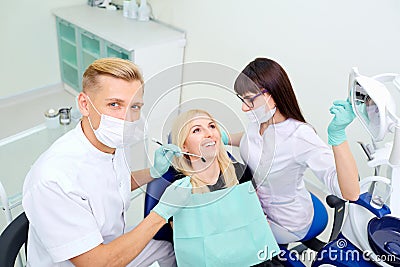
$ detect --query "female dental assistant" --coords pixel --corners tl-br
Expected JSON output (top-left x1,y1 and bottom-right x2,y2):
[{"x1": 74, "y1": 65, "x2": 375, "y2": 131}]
[{"x1": 229, "y1": 58, "x2": 360, "y2": 244}]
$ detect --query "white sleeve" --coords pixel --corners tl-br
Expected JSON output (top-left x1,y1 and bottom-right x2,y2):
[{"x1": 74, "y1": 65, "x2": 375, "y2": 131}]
[
  {"x1": 22, "y1": 179, "x2": 103, "y2": 263},
  {"x1": 293, "y1": 125, "x2": 343, "y2": 198}
]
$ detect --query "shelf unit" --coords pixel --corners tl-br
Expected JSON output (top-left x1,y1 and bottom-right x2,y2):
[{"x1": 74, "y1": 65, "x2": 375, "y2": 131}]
[
  {"x1": 53, "y1": 5, "x2": 186, "y2": 173},
  {"x1": 54, "y1": 5, "x2": 186, "y2": 94}
]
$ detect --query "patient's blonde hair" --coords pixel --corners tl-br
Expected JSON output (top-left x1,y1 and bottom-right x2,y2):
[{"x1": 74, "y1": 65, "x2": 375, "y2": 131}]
[{"x1": 171, "y1": 109, "x2": 238, "y2": 193}]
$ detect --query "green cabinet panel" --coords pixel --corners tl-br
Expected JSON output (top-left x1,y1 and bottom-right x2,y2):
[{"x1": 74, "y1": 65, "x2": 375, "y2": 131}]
[
  {"x1": 106, "y1": 43, "x2": 130, "y2": 60},
  {"x1": 56, "y1": 16, "x2": 136, "y2": 93},
  {"x1": 57, "y1": 17, "x2": 79, "y2": 92},
  {"x1": 81, "y1": 32, "x2": 100, "y2": 55},
  {"x1": 59, "y1": 20, "x2": 76, "y2": 43},
  {"x1": 60, "y1": 39, "x2": 77, "y2": 66},
  {"x1": 80, "y1": 31, "x2": 101, "y2": 73},
  {"x1": 62, "y1": 62, "x2": 79, "y2": 90}
]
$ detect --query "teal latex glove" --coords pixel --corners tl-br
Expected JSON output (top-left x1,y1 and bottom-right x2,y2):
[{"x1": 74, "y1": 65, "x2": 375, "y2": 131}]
[
  {"x1": 220, "y1": 128, "x2": 229, "y2": 145},
  {"x1": 327, "y1": 99, "x2": 356, "y2": 146},
  {"x1": 150, "y1": 144, "x2": 182, "y2": 178},
  {"x1": 152, "y1": 176, "x2": 192, "y2": 222}
]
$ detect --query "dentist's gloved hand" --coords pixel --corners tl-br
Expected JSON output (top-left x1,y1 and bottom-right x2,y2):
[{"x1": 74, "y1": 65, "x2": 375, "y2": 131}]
[
  {"x1": 150, "y1": 144, "x2": 182, "y2": 178},
  {"x1": 152, "y1": 176, "x2": 192, "y2": 222},
  {"x1": 327, "y1": 99, "x2": 356, "y2": 146},
  {"x1": 220, "y1": 128, "x2": 229, "y2": 145}
]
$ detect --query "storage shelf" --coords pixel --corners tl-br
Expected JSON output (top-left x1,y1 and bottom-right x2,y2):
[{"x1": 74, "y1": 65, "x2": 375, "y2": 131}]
[
  {"x1": 60, "y1": 36, "x2": 76, "y2": 47},
  {"x1": 106, "y1": 45, "x2": 130, "y2": 60},
  {"x1": 62, "y1": 59, "x2": 78, "y2": 70},
  {"x1": 62, "y1": 61, "x2": 79, "y2": 89},
  {"x1": 59, "y1": 20, "x2": 76, "y2": 43},
  {"x1": 54, "y1": 6, "x2": 185, "y2": 96},
  {"x1": 81, "y1": 33, "x2": 100, "y2": 55},
  {"x1": 60, "y1": 39, "x2": 77, "y2": 66},
  {"x1": 81, "y1": 48, "x2": 100, "y2": 59}
]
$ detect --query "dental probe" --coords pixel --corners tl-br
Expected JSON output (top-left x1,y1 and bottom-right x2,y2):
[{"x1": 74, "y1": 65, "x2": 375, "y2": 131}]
[{"x1": 151, "y1": 138, "x2": 206, "y2": 162}]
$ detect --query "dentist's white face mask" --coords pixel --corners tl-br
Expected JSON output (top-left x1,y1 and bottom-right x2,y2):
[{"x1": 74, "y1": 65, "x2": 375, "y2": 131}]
[
  {"x1": 246, "y1": 95, "x2": 276, "y2": 124},
  {"x1": 87, "y1": 96, "x2": 144, "y2": 148}
]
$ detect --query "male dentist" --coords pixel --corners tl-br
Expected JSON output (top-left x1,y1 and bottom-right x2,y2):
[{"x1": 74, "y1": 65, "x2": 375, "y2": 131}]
[{"x1": 22, "y1": 58, "x2": 188, "y2": 267}]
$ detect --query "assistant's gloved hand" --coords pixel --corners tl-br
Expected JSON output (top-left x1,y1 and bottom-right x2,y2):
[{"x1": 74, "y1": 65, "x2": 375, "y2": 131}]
[
  {"x1": 327, "y1": 99, "x2": 356, "y2": 146},
  {"x1": 152, "y1": 176, "x2": 192, "y2": 222},
  {"x1": 220, "y1": 128, "x2": 229, "y2": 145},
  {"x1": 150, "y1": 144, "x2": 182, "y2": 178}
]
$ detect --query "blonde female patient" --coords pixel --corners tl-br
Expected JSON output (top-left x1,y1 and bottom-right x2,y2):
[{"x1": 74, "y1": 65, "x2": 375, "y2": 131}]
[
  {"x1": 170, "y1": 109, "x2": 243, "y2": 193},
  {"x1": 162, "y1": 109, "x2": 280, "y2": 267}
]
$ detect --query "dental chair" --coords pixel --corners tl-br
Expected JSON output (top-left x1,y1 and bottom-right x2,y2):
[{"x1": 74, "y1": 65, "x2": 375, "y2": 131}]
[
  {"x1": 0, "y1": 212, "x2": 29, "y2": 267},
  {"x1": 278, "y1": 194, "x2": 346, "y2": 267},
  {"x1": 144, "y1": 164, "x2": 347, "y2": 266},
  {"x1": 144, "y1": 166, "x2": 178, "y2": 242}
]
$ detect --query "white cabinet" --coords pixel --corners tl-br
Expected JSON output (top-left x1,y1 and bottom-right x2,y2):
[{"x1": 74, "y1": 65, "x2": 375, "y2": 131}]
[
  {"x1": 53, "y1": 5, "x2": 185, "y2": 93},
  {"x1": 54, "y1": 5, "x2": 187, "y2": 165},
  {"x1": 53, "y1": 5, "x2": 186, "y2": 164},
  {"x1": 53, "y1": 5, "x2": 186, "y2": 163}
]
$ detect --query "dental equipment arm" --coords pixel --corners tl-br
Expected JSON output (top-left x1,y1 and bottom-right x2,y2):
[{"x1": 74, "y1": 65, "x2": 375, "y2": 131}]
[
  {"x1": 388, "y1": 115, "x2": 400, "y2": 166},
  {"x1": 387, "y1": 75, "x2": 400, "y2": 165},
  {"x1": 349, "y1": 69, "x2": 400, "y2": 216}
]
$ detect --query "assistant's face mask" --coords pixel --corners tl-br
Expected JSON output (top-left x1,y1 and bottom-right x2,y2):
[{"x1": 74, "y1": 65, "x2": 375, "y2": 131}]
[
  {"x1": 245, "y1": 95, "x2": 276, "y2": 124},
  {"x1": 87, "y1": 96, "x2": 144, "y2": 148}
]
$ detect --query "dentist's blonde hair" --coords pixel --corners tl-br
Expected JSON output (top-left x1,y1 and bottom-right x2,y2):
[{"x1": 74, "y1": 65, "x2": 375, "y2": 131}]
[
  {"x1": 171, "y1": 109, "x2": 238, "y2": 193},
  {"x1": 82, "y1": 58, "x2": 144, "y2": 94}
]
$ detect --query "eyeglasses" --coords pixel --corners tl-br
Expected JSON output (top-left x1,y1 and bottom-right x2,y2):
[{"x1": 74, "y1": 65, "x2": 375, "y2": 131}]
[{"x1": 236, "y1": 89, "x2": 269, "y2": 108}]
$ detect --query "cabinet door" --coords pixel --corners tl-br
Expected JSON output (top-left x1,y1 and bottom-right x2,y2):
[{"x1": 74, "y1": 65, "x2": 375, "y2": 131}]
[
  {"x1": 105, "y1": 42, "x2": 132, "y2": 60},
  {"x1": 79, "y1": 30, "x2": 101, "y2": 74},
  {"x1": 57, "y1": 18, "x2": 79, "y2": 92}
]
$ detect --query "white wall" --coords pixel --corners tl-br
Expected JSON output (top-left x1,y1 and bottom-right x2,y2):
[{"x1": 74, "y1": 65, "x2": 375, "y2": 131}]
[
  {"x1": 149, "y1": 0, "x2": 400, "y2": 179},
  {"x1": 1, "y1": 0, "x2": 399, "y2": 177},
  {"x1": 0, "y1": 0, "x2": 85, "y2": 98}
]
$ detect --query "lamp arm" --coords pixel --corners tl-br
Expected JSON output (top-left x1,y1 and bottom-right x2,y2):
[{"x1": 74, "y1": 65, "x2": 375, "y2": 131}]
[
  {"x1": 372, "y1": 73, "x2": 399, "y2": 83},
  {"x1": 389, "y1": 122, "x2": 400, "y2": 166},
  {"x1": 372, "y1": 73, "x2": 400, "y2": 94},
  {"x1": 395, "y1": 75, "x2": 400, "y2": 93},
  {"x1": 386, "y1": 105, "x2": 400, "y2": 166}
]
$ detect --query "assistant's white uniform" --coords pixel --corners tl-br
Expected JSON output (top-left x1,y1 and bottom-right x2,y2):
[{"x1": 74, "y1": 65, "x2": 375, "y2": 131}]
[
  {"x1": 22, "y1": 123, "x2": 176, "y2": 266},
  {"x1": 240, "y1": 118, "x2": 343, "y2": 244}
]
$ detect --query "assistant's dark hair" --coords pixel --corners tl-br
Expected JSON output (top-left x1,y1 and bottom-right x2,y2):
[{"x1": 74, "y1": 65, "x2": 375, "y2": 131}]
[{"x1": 234, "y1": 58, "x2": 306, "y2": 123}]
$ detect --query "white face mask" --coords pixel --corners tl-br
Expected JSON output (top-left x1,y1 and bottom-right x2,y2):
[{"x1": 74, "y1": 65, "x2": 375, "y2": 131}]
[
  {"x1": 87, "y1": 97, "x2": 144, "y2": 148},
  {"x1": 245, "y1": 96, "x2": 276, "y2": 124}
]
